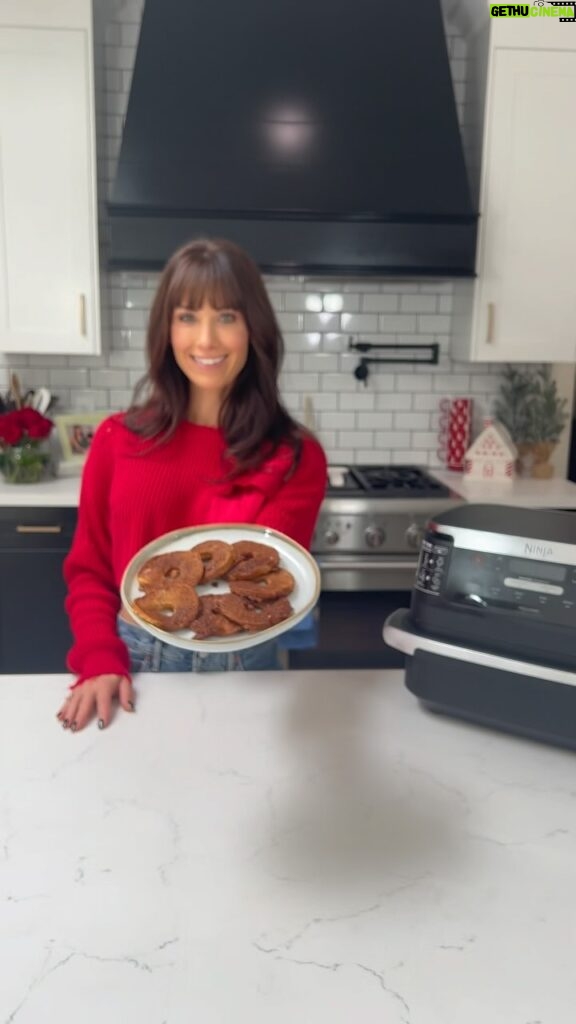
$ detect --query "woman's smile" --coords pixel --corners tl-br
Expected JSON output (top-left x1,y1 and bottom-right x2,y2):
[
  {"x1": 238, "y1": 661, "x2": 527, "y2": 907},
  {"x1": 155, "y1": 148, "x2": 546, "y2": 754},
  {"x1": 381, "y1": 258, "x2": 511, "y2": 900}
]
[{"x1": 192, "y1": 354, "x2": 227, "y2": 367}]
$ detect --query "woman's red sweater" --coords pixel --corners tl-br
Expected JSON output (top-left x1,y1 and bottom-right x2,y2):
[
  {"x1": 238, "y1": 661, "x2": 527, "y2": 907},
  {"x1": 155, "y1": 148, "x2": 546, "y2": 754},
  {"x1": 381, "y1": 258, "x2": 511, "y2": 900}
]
[{"x1": 63, "y1": 415, "x2": 327, "y2": 685}]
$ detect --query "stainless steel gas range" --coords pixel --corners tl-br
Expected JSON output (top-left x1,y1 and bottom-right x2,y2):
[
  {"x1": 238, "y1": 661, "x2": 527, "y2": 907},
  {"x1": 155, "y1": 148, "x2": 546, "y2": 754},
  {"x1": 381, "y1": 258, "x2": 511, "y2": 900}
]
[
  {"x1": 292, "y1": 465, "x2": 461, "y2": 670},
  {"x1": 311, "y1": 465, "x2": 460, "y2": 591}
]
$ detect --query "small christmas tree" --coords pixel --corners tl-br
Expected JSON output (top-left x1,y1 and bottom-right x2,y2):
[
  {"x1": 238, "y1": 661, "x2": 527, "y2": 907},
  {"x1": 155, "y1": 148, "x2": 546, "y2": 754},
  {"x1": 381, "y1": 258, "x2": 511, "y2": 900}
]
[{"x1": 493, "y1": 365, "x2": 568, "y2": 445}]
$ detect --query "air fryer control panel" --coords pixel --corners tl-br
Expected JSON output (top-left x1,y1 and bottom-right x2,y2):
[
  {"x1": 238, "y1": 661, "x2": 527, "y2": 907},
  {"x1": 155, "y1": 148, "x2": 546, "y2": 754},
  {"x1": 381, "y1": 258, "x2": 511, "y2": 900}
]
[
  {"x1": 416, "y1": 537, "x2": 576, "y2": 627},
  {"x1": 416, "y1": 538, "x2": 452, "y2": 595}
]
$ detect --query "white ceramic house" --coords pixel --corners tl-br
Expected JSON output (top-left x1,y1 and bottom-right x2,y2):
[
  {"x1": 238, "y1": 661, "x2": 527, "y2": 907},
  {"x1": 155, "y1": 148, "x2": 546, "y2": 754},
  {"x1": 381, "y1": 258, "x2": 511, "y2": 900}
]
[{"x1": 463, "y1": 420, "x2": 517, "y2": 481}]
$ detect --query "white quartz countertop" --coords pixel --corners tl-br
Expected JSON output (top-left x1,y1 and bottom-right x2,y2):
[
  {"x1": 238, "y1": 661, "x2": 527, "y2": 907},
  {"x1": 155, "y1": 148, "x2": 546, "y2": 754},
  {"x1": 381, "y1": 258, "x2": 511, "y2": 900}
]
[
  {"x1": 433, "y1": 469, "x2": 576, "y2": 508},
  {"x1": 0, "y1": 470, "x2": 81, "y2": 506},
  {"x1": 2, "y1": 669, "x2": 576, "y2": 1023},
  {"x1": 2, "y1": 467, "x2": 576, "y2": 509}
]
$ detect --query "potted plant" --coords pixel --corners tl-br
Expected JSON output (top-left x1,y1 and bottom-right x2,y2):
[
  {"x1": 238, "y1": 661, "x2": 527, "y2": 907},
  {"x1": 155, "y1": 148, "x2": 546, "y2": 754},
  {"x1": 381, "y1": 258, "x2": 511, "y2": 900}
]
[{"x1": 493, "y1": 365, "x2": 569, "y2": 478}]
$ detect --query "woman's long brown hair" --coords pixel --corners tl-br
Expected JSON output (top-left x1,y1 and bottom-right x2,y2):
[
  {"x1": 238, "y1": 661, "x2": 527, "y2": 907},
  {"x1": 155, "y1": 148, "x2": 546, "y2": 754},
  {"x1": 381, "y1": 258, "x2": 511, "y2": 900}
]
[{"x1": 124, "y1": 238, "x2": 305, "y2": 475}]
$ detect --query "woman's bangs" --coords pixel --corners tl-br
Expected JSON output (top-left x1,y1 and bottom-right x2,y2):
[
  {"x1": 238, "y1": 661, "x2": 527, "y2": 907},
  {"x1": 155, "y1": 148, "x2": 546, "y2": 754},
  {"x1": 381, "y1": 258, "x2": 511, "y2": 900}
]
[{"x1": 170, "y1": 253, "x2": 245, "y2": 312}]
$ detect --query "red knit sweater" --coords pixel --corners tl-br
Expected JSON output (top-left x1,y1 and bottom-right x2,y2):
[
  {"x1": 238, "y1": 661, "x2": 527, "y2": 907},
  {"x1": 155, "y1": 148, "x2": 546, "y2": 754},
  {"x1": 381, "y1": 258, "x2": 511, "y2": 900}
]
[{"x1": 64, "y1": 414, "x2": 327, "y2": 685}]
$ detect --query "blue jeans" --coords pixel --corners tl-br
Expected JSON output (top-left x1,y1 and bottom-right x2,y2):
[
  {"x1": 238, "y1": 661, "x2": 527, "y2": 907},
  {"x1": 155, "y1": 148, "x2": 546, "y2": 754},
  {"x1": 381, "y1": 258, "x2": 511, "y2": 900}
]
[{"x1": 117, "y1": 617, "x2": 282, "y2": 673}]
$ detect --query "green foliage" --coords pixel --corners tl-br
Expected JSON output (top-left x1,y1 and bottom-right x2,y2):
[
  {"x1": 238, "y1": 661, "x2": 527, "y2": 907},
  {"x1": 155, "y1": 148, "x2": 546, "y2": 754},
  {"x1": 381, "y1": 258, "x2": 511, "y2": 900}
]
[{"x1": 493, "y1": 365, "x2": 569, "y2": 444}]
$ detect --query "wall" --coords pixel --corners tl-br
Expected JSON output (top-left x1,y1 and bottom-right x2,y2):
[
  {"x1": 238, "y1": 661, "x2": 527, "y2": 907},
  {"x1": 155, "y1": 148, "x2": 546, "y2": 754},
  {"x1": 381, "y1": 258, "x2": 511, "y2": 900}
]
[{"x1": 0, "y1": 0, "x2": 548, "y2": 469}]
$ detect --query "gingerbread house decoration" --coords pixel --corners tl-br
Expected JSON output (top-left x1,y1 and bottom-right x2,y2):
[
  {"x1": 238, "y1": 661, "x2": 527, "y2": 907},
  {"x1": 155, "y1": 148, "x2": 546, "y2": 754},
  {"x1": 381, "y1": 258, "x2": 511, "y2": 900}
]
[{"x1": 463, "y1": 419, "x2": 517, "y2": 481}]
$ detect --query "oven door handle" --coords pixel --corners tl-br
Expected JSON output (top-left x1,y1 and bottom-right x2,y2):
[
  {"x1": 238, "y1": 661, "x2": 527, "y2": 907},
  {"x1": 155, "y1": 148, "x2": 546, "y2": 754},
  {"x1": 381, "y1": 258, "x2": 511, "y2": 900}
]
[{"x1": 315, "y1": 558, "x2": 418, "y2": 572}]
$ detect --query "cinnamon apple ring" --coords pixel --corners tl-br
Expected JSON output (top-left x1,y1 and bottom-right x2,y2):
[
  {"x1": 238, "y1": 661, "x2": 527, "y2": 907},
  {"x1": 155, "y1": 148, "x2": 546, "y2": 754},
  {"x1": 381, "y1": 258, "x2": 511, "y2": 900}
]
[
  {"x1": 191, "y1": 595, "x2": 244, "y2": 639},
  {"x1": 132, "y1": 584, "x2": 200, "y2": 632},
  {"x1": 189, "y1": 540, "x2": 236, "y2": 582},
  {"x1": 228, "y1": 568, "x2": 295, "y2": 602},
  {"x1": 218, "y1": 594, "x2": 293, "y2": 631},
  {"x1": 226, "y1": 540, "x2": 280, "y2": 581},
  {"x1": 137, "y1": 550, "x2": 204, "y2": 591}
]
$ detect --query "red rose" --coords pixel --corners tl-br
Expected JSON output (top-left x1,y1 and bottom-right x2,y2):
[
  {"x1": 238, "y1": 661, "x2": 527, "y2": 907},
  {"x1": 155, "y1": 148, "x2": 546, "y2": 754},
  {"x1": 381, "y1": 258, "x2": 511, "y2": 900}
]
[
  {"x1": 0, "y1": 417, "x2": 23, "y2": 445},
  {"x1": 19, "y1": 408, "x2": 53, "y2": 440},
  {"x1": 0, "y1": 407, "x2": 53, "y2": 445}
]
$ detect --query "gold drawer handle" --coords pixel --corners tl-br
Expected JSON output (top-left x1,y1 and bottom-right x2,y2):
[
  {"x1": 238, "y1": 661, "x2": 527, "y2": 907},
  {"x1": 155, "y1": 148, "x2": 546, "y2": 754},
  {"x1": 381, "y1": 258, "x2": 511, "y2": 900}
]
[
  {"x1": 16, "y1": 525, "x2": 62, "y2": 534},
  {"x1": 80, "y1": 293, "x2": 87, "y2": 336},
  {"x1": 486, "y1": 302, "x2": 495, "y2": 344}
]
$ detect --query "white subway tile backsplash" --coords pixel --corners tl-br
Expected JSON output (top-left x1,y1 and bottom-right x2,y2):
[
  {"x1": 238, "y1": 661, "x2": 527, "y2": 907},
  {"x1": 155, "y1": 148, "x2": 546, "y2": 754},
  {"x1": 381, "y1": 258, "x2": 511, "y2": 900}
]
[
  {"x1": 90, "y1": 369, "x2": 130, "y2": 389},
  {"x1": 0, "y1": 3, "x2": 510, "y2": 471},
  {"x1": 339, "y1": 393, "x2": 376, "y2": 412},
  {"x1": 301, "y1": 354, "x2": 340, "y2": 373},
  {"x1": 375, "y1": 393, "x2": 412, "y2": 410},
  {"x1": 280, "y1": 373, "x2": 320, "y2": 392},
  {"x1": 399, "y1": 294, "x2": 438, "y2": 313},
  {"x1": 68, "y1": 389, "x2": 109, "y2": 411},
  {"x1": 378, "y1": 314, "x2": 418, "y2": 333},
  {"x1": 338, "y1": 431, "x2": 374, "y2": 448},
  {"x1": 48, "y1": 369, "x2": 89, "y2": 388},
  {"x1": 277, "y1": 312, "x2": 304, "y2": 331},
  {"x1": 418, "y1": 315, "x2": 452, "y2": 334},
  {"x1": 361, "y1": 294, "x2": 399, "y2": 313},
  {"x1": 414, "y1": 394, "x2": 445, "y2": 411},
  {"x1": 109, "y1": 389, "x2": 134, "y2": 408},
  {"x1": 340, "y1": 313, "x2": 379, "y2": 333},
  {"x1": 356, "y1": 449, "x2": 391, "y2": 463},
  {"x1": 279, "y1": 349, "x2": 299, "y2": 369},
  {"x1": 108, "y1": 350, "x2": 147, "y2": 369},
  {"x1": 412, "y1": 431, "x2": 439, "y2": 448},
  {"x1": 392, "y1": 449, "x2": 429, "y2": 464},
  {"x1": 470, "y1": 374, "x2": 498, "y2": 392},
  {"x1": 397, "y1": 375, "x2": 434, "y2": 392},
  {"x1": 433, "y1": 375, "x2": 470, "y2": 392},
  {"x1": 374, "y1": 431, "x2": 411, "y2": 448},
  {"x1": 357, "y1": 412, "x2": 394, "y2": 430},
  {"x1": 320, "y1": 412, "x2": 355, "y2": 430},
  {"x1": 394, "y1": 413, "x2": 431, "y2": 430},
  {"x1": 305, "y1": 393, "x2": 337, "y2": 411},
  {"x1": 320, "y1": 374, "x2": 356, "y2": 392},
  {"x1": 303, "y1": 312, "x2": 340, "y2": 332}
]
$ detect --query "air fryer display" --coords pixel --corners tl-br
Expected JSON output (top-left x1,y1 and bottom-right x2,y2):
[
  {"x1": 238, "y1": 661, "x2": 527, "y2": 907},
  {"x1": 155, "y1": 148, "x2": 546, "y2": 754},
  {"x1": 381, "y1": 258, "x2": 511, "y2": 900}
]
[{"x1": 441, "y1": 550, "x2": 575, "y2": 626}]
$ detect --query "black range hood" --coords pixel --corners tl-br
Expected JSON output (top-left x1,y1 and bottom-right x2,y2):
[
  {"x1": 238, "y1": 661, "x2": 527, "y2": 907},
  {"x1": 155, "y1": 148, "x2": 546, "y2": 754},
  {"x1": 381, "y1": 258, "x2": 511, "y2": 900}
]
[{"x1": 109, "y1": 0, "x2": 478, "y2": 277}]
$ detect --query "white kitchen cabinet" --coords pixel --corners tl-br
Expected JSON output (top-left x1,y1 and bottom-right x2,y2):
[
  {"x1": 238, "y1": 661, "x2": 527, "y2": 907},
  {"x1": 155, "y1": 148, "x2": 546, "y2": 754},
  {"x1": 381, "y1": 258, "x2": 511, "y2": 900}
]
[
  {"x1": 452, "y1": 43, "x2": 576, "y2": 363},
  {"x1": 0, "y1": 0, "x2": 100, "y2": 355}
]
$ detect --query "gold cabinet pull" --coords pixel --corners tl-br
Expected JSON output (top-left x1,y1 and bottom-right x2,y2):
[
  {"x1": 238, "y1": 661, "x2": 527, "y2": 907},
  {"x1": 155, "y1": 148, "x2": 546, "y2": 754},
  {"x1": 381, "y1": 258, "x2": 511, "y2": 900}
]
[
  {"x1": 16, "y1": 525, "x2": 62, "y2": 534},
  {"x1": 79, "y1": 294, "x2": 87, "y2": 336},
  {"x1": 486, "y1": 302, "x2": 495, "y2": 344}
]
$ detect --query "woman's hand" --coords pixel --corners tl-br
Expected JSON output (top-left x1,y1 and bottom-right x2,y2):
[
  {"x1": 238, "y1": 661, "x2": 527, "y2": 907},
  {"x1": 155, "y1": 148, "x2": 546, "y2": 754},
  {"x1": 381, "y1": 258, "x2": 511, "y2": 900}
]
[{"x1": 56, "y1": 675, "x2": 135, "y2": 732}]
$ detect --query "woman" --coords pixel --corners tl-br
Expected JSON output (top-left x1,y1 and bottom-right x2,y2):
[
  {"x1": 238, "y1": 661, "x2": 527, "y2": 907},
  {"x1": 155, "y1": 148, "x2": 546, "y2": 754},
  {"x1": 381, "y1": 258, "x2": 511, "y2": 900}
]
[{"x1": 58, "y1": 238, "x2": 327, "y2": 732}]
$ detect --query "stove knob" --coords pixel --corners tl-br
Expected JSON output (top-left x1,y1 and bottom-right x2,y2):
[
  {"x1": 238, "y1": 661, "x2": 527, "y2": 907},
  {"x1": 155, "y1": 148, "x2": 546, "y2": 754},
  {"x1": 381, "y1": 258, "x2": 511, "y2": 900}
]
[
  {"x1": 364, "y1": 525, "x2": 385, "y2": 548},
  {"x1": 405, "y1": 523, "x2": 424, "y2": 550},
  {"x1": 324, "y1": 528, "x2": 340, "y2": 546}
]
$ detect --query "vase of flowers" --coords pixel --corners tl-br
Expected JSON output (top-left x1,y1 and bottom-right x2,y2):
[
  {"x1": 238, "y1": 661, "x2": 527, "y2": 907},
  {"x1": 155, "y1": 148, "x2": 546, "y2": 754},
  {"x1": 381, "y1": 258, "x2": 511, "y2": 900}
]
[{"x1": 0, "y1": 408, "x2": 55, "y2": 484}]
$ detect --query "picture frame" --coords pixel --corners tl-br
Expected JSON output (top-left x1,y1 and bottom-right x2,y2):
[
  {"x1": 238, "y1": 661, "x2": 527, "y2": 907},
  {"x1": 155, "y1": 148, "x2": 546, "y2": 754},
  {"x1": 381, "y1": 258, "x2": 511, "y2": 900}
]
[{"x1": 55, "y1": 412, "x2": 107, "y2": 465}]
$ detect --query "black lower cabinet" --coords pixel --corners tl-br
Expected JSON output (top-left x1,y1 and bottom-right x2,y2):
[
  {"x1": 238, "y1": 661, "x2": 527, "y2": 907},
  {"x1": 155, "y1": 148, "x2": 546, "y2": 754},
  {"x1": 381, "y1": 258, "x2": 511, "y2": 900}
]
[
  {"x1": 0, "y1": 507, "x2": 77, "y2": 673},
  {"x1": 288, "y1": 589, "x2": 411, "y2": 670}
]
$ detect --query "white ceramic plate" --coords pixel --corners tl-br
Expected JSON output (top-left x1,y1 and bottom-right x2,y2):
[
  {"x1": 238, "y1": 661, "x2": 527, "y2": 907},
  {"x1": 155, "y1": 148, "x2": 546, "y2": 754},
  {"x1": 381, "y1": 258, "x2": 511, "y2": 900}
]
[{"x1": 120, "y1": 523, "x2": 321, "y2": 654}]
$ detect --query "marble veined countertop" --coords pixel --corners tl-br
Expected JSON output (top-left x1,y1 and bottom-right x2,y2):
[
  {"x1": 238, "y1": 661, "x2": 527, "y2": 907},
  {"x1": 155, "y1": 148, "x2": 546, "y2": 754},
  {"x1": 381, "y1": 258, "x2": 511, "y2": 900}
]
[
  {"x1": 433, "y1": 469, "x2": 576, "y2": 508},
  {"x1": 2, "y1": 467, "x2": 576, "y2": 508},
  {"x1": 2, "y1": 669, "x2": 576, "y2": 1023}
]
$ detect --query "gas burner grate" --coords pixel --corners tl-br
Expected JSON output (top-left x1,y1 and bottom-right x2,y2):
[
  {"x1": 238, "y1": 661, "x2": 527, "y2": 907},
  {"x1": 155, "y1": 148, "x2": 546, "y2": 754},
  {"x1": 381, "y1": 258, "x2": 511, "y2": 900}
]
[{"x1": 350, "y1": 465, "x2": 450, "y2": 498}]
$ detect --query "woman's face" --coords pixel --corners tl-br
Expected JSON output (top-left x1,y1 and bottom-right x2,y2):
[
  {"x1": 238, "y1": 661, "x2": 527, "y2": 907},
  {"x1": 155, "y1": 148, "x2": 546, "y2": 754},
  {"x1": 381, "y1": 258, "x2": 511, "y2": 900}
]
[{"x1": 170, "y1": 301, "x2": 250, "y2": 398}]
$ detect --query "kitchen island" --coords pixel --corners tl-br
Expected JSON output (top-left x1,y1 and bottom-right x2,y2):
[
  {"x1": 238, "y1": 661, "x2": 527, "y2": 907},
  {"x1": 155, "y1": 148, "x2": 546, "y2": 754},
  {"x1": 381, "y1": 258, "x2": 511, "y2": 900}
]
[{"x1": 2, "y1": 669, "x2": 576, "y2": 1023}]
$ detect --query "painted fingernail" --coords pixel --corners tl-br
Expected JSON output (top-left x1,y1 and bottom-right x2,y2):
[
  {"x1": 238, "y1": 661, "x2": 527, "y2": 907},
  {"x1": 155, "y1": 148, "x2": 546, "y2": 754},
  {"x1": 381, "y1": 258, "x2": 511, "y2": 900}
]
[
  {"x1": 71, "y1": 722, "x2": 77, "y2": 732},
  {"x1": 63, "y1": 719, "x2": 69, "y2": 729},
  {"x1": 128, "y1": 701, "x2": 135, "y2": 712},
  {"x1": 98, "y1": 719, "x2": 105, "y2": 730}
]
